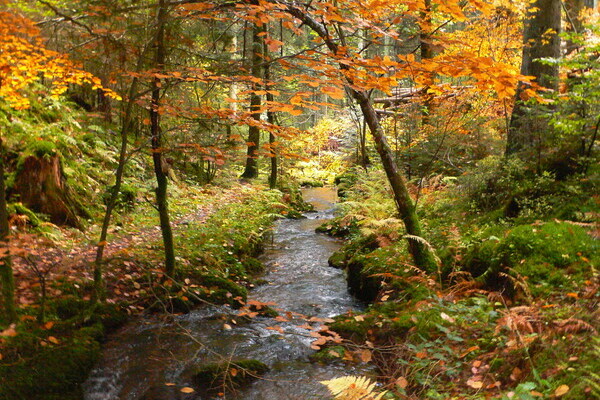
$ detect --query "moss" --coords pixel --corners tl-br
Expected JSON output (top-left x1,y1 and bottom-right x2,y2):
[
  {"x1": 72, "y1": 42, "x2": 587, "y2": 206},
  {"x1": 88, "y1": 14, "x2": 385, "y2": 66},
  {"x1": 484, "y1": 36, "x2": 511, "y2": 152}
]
[
  {"x1": 329, "y1": 315, "x2": 371, "y2": 342},
  {"x1": 299, "y1": 179, "x2": 325, "y2": 188},
  {"x1": 102, "y1": 183, "x2": 138, "y2": 210},
  {"x1": 8, "y1": 202, "x2": 43, "y2": 227},
  {"x1": 53, "y1": 296, "x2": 86, "y2": 320},
  {"x1": 309, "y1": 345, "x2": 346, "y2": 363},
  {"x1": 0, "y1": 332, "x2": 101, "y2": 400},
  {"x1": 27, "y1": 140, "x2": 58, "y2": 159},
  {"x1": 242, "y1": 257, "x2": 266, "y2": 275},
  {"x1": 192, "y1": 359, "x2": 269, "y2": 394},
  {"x1": 89, "y1": 302, "x2": 128, "y2": 331},
  {"x1": 335, "y1": 169, "x2": 360, "y2": 199},
  {"x1": 347, "y1": 254, "x2": 383, "y2": 302},
  {"x1": 317, "y1": 217, "x2": 358, "y2": 238},
  {"x1": 328, "y1": 250, "x2": 347, "y2": 269},
  {"x1": 468, "y1": 222, "x2": 598, "y2": 295},
  {"x1": 174, "y1": 272, "x2": 248, "y2": 309}
]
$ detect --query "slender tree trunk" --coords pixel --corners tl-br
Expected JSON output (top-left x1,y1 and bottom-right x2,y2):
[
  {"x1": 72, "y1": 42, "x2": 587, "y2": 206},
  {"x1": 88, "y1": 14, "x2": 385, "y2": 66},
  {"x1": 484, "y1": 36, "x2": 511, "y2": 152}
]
[
  {"x1": 263, "y1": 24, "x2": 278, "y2": 189},
  {"x1": 564, "y1": 0, "x2": 585, "y2": 55},
  {"x1": 0, "y1": 137, "x2": 17, "y2": 323},
  {"x1": 420, "y1": 0, "x2": 434, "y2": 120},
  {"x1": 507, "y1": 0, "x2": 561, "y2": 157},
  {"x1": 151, "y1": 0, "x2": 175, "y2": 276},
  {"x1": 286, "y1": 8, "x2": 437, "y2": 272},
  {"x1": 93, "y1": 75, "x2": 141, "y2": 302},
  {"x1": 240, "y1": 8, "x2": 264, "y2": 180}
]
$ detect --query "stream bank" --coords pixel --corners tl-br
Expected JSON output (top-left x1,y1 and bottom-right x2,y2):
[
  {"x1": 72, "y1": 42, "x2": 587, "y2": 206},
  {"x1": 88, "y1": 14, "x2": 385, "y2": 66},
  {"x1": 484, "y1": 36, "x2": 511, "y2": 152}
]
[{"x1": 84, "y1": 187, "x2": 368, "y2": 400}]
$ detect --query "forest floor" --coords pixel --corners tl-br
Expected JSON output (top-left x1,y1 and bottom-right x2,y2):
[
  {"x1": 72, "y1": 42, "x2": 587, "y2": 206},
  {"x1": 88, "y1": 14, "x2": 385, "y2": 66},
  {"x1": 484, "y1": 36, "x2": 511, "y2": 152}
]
[{"x1": 9, "y1": 183, "x2": 246, "y2": 315}]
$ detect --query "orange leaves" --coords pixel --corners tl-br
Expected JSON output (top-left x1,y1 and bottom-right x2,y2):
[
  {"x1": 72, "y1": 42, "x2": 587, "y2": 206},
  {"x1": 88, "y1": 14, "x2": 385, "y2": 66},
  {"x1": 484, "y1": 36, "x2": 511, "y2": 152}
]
[
  {"x1": 321, "y1": 86, "x2": 345, "y2": 99},
  {"x1": 0, "y1": 10, "x2": 120, "y2": 109}
]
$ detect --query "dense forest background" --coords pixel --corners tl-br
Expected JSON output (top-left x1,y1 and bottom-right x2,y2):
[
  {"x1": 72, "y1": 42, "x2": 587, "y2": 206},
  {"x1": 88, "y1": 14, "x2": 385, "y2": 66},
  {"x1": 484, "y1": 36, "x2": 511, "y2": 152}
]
[{"x1": 0, "y1": 0, "x2": 598, "y2": 399}]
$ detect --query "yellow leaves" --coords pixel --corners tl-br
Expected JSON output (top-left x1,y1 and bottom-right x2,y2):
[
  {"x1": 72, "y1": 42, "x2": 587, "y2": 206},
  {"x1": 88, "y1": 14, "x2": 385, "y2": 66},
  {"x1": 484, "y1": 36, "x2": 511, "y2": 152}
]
[
  {"x1": 321, "y1": 376, "x2": 387, "y2": 400},
  {"x1": 466, "y1": 378, "x2": 483, "y2": 389},
  {"x1": 0, "y1": 10, "x2": 119, "y2": 109},
  {"x1": 554, "y1": 385, "x2": 569, "y2": 397}
]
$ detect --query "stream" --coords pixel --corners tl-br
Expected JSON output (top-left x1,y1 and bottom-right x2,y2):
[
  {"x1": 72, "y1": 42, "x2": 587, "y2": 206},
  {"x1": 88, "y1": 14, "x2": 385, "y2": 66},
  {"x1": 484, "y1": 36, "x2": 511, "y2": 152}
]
[{"x1": 84, "y1": 187, "x2": 365, "y2": 400}]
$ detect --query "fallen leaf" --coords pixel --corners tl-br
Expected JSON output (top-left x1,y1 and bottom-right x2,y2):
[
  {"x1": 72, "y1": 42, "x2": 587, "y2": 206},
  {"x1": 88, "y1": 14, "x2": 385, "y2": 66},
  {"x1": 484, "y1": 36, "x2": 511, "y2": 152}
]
[
  {"x1": 230, "y1": 368, "x2": 238, "y2": 376},
  {"x1": 440, "y1": 312, "x2": 455, "y2": 323},
  {"x1": 554, "y1": 385, "x2": 569, "y2": 397},
  {"x1": 164, "y1": 383, "x2": 176, "y2": 386},
  {"x1": 47, "y1": 336, "x2": 60, "y2": 344},
  {"x1": 396, "y1": 376, "x2": 408, "y2": 389},
  {"x1": 359, "y1": 349, "x2": 372, "y2": 363},
  {"x1": 1, "y1": 324, "x2": 18, "y2": 337},
  {"x1": 467, "y1": 379, "x2": 483, "y2": 389},
  {"x1": 223, "y1": 324, "x2": 232, "y2": 330},
  {"x1": 180, "y1": 387, "x2": 195, "y2": 393}
]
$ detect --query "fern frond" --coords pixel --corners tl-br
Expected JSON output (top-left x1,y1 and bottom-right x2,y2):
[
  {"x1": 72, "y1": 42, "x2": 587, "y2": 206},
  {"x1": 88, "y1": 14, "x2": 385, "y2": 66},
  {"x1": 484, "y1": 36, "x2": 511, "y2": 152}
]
[
  {"x1": 402, "y1": 234, "x2": 441, "y2": 265},
  {"x1": 321, "y1": 376, "x2": 387, "y2": 400}
]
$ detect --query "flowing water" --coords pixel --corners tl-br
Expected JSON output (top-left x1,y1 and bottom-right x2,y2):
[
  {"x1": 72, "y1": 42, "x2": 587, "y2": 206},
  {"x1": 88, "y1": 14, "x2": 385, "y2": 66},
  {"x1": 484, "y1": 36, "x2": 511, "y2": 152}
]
[{"x1": 84, "y1": 187, "x2": 365, "y2": 400}]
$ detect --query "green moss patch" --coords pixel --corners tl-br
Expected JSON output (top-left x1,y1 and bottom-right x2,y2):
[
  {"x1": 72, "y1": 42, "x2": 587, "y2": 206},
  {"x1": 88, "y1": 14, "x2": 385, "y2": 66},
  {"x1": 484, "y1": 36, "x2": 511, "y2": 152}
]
[{"x1": 191, "y1": 359, "x2": 269, "y2": 394}]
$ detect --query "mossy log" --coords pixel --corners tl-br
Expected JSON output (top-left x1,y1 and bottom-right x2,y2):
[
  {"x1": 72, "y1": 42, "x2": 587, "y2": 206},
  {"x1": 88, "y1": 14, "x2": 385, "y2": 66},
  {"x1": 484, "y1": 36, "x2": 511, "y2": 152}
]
[{"x1": 14, "y1": 154, "x2": 88, "y2": 228}]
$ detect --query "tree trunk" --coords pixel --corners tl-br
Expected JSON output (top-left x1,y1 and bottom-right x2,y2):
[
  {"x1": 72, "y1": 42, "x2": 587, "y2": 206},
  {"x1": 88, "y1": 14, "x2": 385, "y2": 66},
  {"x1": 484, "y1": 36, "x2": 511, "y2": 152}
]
[
  {"x1": 93, "y1": 73, "x2": 141, "y2": 302},
  {"x1": 420, "y1": 0, "x2": 434, "y2": 120},
  {"x1": 151, "y1": 0, "x2": 176, "y2": 276},
  {"x1": 286, "y1": 7, "x2": 438, "y2": 273},
  {"x1": 264, "y1": 25, "x2": 278, "y2": 189},
  {"x1": 240, "y1": 8, "x2": 264, "y2": 180},
  {"x1": 507, "y1": 0, "x2": 561, "y2": 157},
  {"x1": 0, "y1": 138, "x2": 17, "y2": 323},
  {"x1": 564, "y1": 0, "x2": 585, "y2": 55},
  {"x1": 14, "y1": 153, "x2": 88, "y2": 229}
]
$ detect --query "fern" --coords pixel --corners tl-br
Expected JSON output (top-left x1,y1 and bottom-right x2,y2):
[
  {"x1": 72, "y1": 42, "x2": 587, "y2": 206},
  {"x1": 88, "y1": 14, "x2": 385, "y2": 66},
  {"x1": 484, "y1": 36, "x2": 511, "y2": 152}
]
[{"x1": 321, "y1": 376, "x2": 387, "y2": 400}]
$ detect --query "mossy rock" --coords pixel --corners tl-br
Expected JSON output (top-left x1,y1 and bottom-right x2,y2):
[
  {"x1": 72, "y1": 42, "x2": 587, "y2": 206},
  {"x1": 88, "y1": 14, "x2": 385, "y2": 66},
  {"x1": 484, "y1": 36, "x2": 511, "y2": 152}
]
[
  {"x1": 309, "y1": 345, "x2": 346, "y2": 363},
  {"x1": 242, "y1": 257, "x2": 266, "y2": 275},
  {"x1": 299, "y1": 179, "x2": 325, "y2": 188},
  {"x1": 179, "y1": 272, "x2": 248, "y2": 309},
  {"x1": 192, "y1": 359, "x2": 269, "y2": 394},
  {"x1": 316, "y1": 217, "x2": 357, "y2": 238},
  {"x1": 0, "y1": 333, "x2": 100, "y2": 400},
  {"x1": 329, "y1": 315, "x2": 371, "y2": 342},
  {"x1": 89, "y1": 303, "x2": 128, "y2": 331},
  {"x1": 328, "y1": 250, "x2": 347, "y2": 269},
  {"x1": 53, "y1": 296, "x2": 86, "y2": 320},
  {"x1": 347, "y1": 255, "x2": 382, "y2": 303},
  {"x1": 467, "y1": 222, "x2": 598, "y2": 295},
  {"x1": 250, "y1": 304, "x2": 279, "y2": 318},
  {"x1": 334, "y1": 169, "x2": 360, "y2": 199}
]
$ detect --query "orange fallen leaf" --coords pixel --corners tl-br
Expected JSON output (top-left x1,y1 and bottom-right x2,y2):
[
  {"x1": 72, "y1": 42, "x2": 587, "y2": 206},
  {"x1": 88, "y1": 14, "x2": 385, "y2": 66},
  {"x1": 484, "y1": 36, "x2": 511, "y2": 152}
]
[
  {"x1": 554, "y1": 385, "x2": 569, "y2": 397},
  {"x1": 47, "y1": 336, "x2": 60, "y2": 344},
  {"x1": 180, "y1": 387, "x2": 195, "y2": 393},
  {"x1": 396, "y1": 376, "x2": 408, "y2": 389},
  {"x1": 1, "y1": 324, "x2": 18, "y2": 337},
  {"x1": 359, "y1": 349, "x2": 372, "y2": 363}
]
